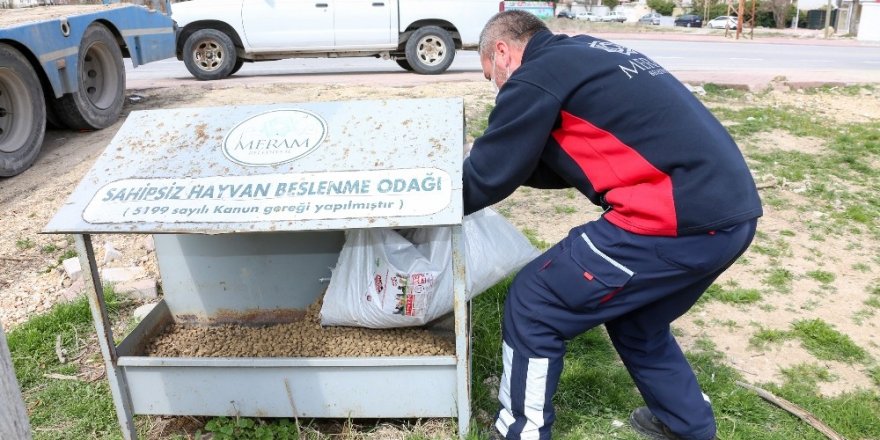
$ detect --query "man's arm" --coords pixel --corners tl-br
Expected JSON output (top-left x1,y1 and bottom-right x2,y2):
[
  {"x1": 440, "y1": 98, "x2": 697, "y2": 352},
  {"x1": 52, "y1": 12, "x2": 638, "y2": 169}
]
[{"x1": 463, "y1": 80, "x2": 562, "y2": 215}]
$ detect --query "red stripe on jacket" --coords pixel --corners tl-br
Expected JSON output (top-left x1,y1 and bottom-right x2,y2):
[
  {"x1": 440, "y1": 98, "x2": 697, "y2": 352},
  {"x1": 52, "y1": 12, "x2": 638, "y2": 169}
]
[{"x1": 552, "y1": 111, "x2": 678, "y2": 236}]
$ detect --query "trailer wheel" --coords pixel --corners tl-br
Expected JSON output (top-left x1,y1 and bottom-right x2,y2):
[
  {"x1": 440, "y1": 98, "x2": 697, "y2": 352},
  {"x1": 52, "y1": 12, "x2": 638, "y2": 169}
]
[
  {"x1": 404, "y1": 26, "x2": 455, "y2": 75},
  {"x1": 0, "y1": 44, "x2": 46, "y2": 177},
  {"x1": 52, "y1": 23, "x2": 125, "y2": 130},
  {"x1": 183, "y1": 29, "x2": 238, "y2": 80}
]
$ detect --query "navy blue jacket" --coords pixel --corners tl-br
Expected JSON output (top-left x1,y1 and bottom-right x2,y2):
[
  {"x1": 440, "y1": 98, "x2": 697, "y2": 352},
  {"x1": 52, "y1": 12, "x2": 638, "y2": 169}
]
[{"x1": 462, "y1": 31, "x2": 762, "y2": 236}]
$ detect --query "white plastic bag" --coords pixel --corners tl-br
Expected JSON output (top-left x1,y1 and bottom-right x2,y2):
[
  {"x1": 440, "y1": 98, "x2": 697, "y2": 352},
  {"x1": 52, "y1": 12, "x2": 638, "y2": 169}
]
[{"x1": 319, "y1": 208, "x2": 539, "y2": 328}]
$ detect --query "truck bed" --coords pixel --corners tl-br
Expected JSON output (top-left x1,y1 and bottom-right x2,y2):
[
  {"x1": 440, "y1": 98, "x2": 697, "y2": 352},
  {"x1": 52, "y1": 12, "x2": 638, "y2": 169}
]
[{"x1": 0, "y1": 4, "x2": 125, "y2": 28}]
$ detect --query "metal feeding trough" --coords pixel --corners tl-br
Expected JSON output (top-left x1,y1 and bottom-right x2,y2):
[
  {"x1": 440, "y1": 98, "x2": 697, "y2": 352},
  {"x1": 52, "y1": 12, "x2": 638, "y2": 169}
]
[{"x1": 43, "y1": 98, "x2": 470, "y2": 440}]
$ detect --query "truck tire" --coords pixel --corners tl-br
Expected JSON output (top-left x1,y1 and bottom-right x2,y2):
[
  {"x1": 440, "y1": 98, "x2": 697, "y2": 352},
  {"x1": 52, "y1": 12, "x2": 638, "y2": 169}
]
[
  {"x1": 230, "y1": 59, "x2": 245, "y2": 75},
  {"x1": 183, "y1": 28, "x2": 238, "y2": 80},
  {"x1": 52, "y1": 23, "x2": 125, "y2": 130},
  {"x1": 0, "y1": 44, "x2": 46, "y2": 177},
  {"x1": 395, "y1": 59, "x2": 414, "y2": 72},
  {"x1": 404, "y1": 26, "x2": 455, "y2": 75}
]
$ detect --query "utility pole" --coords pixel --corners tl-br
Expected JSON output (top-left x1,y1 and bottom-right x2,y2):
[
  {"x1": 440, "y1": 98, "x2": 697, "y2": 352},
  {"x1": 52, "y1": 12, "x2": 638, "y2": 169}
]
[
  {"x1": 792, "y1": 0, "x2": 800, "y2": 29},
  {"x1": 1, "y1": 321, "x2": 32, "y2": 440},
  {"x1": 737, "y1": 0, "x2": 745, "y2": 39}
]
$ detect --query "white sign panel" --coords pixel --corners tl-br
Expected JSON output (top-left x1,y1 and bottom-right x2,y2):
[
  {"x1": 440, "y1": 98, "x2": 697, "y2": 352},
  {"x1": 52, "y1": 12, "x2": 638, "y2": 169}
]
[{"x1": 82, "y1": 168, "x2": 451, "y2": 224}]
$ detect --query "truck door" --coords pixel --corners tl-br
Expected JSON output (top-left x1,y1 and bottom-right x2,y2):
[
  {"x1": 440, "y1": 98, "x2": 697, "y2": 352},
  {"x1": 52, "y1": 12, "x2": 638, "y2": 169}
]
[
  {"x1": 333, "y1": 0, "x2": 396, "y2": 47},
  {"x1": 241, "y1": 0, "x2": 334, "y2": 50}
]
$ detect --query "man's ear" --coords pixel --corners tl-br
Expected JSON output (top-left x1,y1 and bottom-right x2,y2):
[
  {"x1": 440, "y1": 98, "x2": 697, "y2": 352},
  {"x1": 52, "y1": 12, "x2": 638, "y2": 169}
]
[{"x1": 494, "y1": 39, "x2": 510, "y2": 64}]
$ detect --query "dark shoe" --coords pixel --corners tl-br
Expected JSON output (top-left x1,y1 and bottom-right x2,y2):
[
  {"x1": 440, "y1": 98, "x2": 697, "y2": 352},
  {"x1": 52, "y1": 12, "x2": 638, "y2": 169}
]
[{"x1": 629, "y1": 406, "x2": 684, "y2": 439}]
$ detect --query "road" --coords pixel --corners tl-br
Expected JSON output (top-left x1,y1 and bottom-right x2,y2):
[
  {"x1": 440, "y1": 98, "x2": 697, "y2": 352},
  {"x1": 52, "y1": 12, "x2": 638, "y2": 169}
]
[{"x1": 126, "y1": 38, "x2": 880, "y2": 90}]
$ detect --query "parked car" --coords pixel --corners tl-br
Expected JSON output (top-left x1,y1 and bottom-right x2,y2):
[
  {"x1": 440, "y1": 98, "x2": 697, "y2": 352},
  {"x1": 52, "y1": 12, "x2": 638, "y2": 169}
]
[
  {"x1": 638, "y1": 12, "x2": 661, "y2": 25},
  {"x1": 556, "y1": 10, "x2": 576, "y2": 19},
  {"x1": 601, "y1": 11, "x2": 628, "y2": 22},
  {"x1": 575, "y1": 11, "x2": 601, "y2": 22},
  {"x1": 674, "y1": 14, "x2": 703, "y2": 27},
  {"x1": 706, "y1": 15, "x2": 737, "y2": 29}
]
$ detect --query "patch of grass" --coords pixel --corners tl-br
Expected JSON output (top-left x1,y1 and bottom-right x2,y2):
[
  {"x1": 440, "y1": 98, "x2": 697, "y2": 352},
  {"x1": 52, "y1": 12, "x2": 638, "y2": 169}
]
[
  {"x1": 702, "y1": 83, "x2": 748, "y2": 99},
  {"x1": 764, "y1": 267, "x2": 793, "y2": 293},
  {"x1": 467, "y1": 103, "x2": 494, "y2": 139},
  {"x1": 700, "y1": 284, "x2": 762, "y2": 305},
  {"x1": 749, "y1": 327, "x2": 793, "y2": 349},
  {"x1": 779, "y1": 363, "x2": 837, "y2": 389},
  {"x1": 779, "y1": 229, "x2": 796, "y2": 237},
  {"x1": 865, "y1": 297, "x2": 880, "y2": 309},
  {"x1": 804, "y1": 85, "x2": 873, "y2": 96},
  {"x1": 806, "y1": 270, "x2": 835, "y2": 284},
  {"x1": 554, "y1": 205, "x2": 578, "y2": 215},
  {"x1": 15, "y1": 237, "x2": 35, "y2": 250},
  {"x1": 791, "y1": 319, "x2": 870, "y2": 364}
]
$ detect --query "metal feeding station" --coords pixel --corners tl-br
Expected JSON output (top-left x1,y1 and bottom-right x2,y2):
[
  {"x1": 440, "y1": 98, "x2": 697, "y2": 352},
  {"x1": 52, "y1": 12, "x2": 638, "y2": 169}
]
[{"x1": 44, "y1": 99, "x2": 471, "y2": 439}]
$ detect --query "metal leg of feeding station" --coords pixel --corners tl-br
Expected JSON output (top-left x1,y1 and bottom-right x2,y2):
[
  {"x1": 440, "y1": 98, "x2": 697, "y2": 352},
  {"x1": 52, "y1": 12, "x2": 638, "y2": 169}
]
[
  {"x1": 74, "y1": 234, "x2": 137, "y2": 440},
  {"x1": 451, "y1": 225, "x2": 471, "y2": 438}
]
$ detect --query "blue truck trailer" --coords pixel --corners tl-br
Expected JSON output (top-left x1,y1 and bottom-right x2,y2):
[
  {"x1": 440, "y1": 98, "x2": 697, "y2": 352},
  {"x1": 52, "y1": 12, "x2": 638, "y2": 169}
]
[{"x1": 0, "y1": 0, "x2": 175, "y2": 176}]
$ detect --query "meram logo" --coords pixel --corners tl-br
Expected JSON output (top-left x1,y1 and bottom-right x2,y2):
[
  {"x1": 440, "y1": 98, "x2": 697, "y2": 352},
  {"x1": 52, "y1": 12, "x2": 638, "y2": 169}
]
[{"x1": 223, "y1": 109, "x2": 328, "y2": 166}]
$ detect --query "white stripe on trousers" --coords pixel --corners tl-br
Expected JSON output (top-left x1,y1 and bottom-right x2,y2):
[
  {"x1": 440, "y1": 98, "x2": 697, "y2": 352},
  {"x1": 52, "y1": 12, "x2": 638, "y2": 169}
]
[{"x1": 495, "y1": 341, "x2": 549, "y2": 440}]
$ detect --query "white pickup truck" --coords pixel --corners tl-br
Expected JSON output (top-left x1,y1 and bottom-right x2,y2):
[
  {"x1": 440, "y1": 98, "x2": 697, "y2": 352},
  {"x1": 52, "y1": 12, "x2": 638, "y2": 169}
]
[{"x1": 172, "y1": 0, "x2": 502, "y2": 80}]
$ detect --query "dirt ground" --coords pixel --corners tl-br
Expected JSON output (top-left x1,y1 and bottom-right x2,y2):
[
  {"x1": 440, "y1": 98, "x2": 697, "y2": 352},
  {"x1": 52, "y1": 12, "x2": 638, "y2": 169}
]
[{"x1": 1, "y1": 79, "x2": 878, "y2": 401}]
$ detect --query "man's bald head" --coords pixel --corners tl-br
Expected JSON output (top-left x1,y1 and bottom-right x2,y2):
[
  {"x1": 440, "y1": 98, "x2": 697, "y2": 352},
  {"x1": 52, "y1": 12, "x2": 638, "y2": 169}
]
[{"x1": 478, "y1": 10, "x2": 549, "y2": 55}]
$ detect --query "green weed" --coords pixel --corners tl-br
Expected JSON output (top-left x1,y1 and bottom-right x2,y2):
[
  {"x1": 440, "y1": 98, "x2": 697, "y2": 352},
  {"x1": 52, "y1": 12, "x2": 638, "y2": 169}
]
[
  {"x1": 764, "y1": 267, "x2": 793, "y2": 293},
  {"x1": 852, "y1": 263, "x2": 870, "y2": 272},
  {"x1": 749, "y1": 328, "x2": 793, "y2": 349},
  {"x1": 700, "y1": 284, "x2": 762, "y2": 305},
  {"x1": 15, "y1": 237, "x2": 35, "y2": 250},
  {"x1": 554, "y1": 205, "x2": 578, "y2": 215},
  {"x1": 520, "y1": 228, "x2": 550, "y2": 250},
  {"x1": 806, "y1": 270, "x2": 835, "y2": 284}
]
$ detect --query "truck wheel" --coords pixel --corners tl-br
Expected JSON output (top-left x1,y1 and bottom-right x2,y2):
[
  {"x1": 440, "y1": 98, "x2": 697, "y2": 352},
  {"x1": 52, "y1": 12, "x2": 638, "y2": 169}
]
[
  {"x1": 52, "y1": 23, "x2": 125, "y2": 130},
  {"x1": 395, "y1": 59, "x2": 414, "y2": 72},
  {"x1": 183, "y1": 28, "x2": 238, "y2": 80},
  {"x1": 405, "y1": 26, "x2": 455, "y2": 75},
  {"x1": 0, "y1": 44, "x2": 46, "y2": 177}
]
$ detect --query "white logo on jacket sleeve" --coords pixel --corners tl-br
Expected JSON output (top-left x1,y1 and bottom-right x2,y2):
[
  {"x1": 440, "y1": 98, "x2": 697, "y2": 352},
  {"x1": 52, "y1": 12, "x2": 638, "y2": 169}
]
[
  {"x1": 587, "y1": 40, "x2": 668, "y2": 79},
  {"x1": 589, "y1": 41, "x2": 638, "y2": 56}
]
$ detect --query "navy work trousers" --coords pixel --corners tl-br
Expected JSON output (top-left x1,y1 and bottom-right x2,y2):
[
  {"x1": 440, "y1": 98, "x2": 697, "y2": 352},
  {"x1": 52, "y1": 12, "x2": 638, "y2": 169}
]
[{"x1": 494, "y1": 217, "x2": 757, "y2": 440}]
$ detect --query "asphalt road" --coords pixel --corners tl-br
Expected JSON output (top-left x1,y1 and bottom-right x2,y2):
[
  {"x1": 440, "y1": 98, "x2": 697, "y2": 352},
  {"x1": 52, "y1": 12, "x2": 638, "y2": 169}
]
[{"x1": 125, "y1": 38, "x2": 880, "y2": 89}]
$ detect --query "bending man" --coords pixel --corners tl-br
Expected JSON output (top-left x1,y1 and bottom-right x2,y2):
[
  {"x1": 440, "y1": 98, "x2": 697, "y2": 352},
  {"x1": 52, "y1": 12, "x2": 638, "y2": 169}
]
[{"x1": 463, "y1": 11, "x2": 762, "y2": 440}]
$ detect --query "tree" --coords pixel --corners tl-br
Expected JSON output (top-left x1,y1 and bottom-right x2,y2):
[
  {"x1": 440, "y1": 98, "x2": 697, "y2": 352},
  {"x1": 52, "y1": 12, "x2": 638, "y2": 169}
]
[
  {"x1": 647, "y1": 0, "x2": 675, "y2": 16},
  {"x1": 848, "y1": 0, "x2": 860, "y2": 35},
  {"x1": 605, "y1": 0, "x2": 621, "y2": 10},
  {"x1": 761, "y1": 0, "x2": 790, "y2": 28}
]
